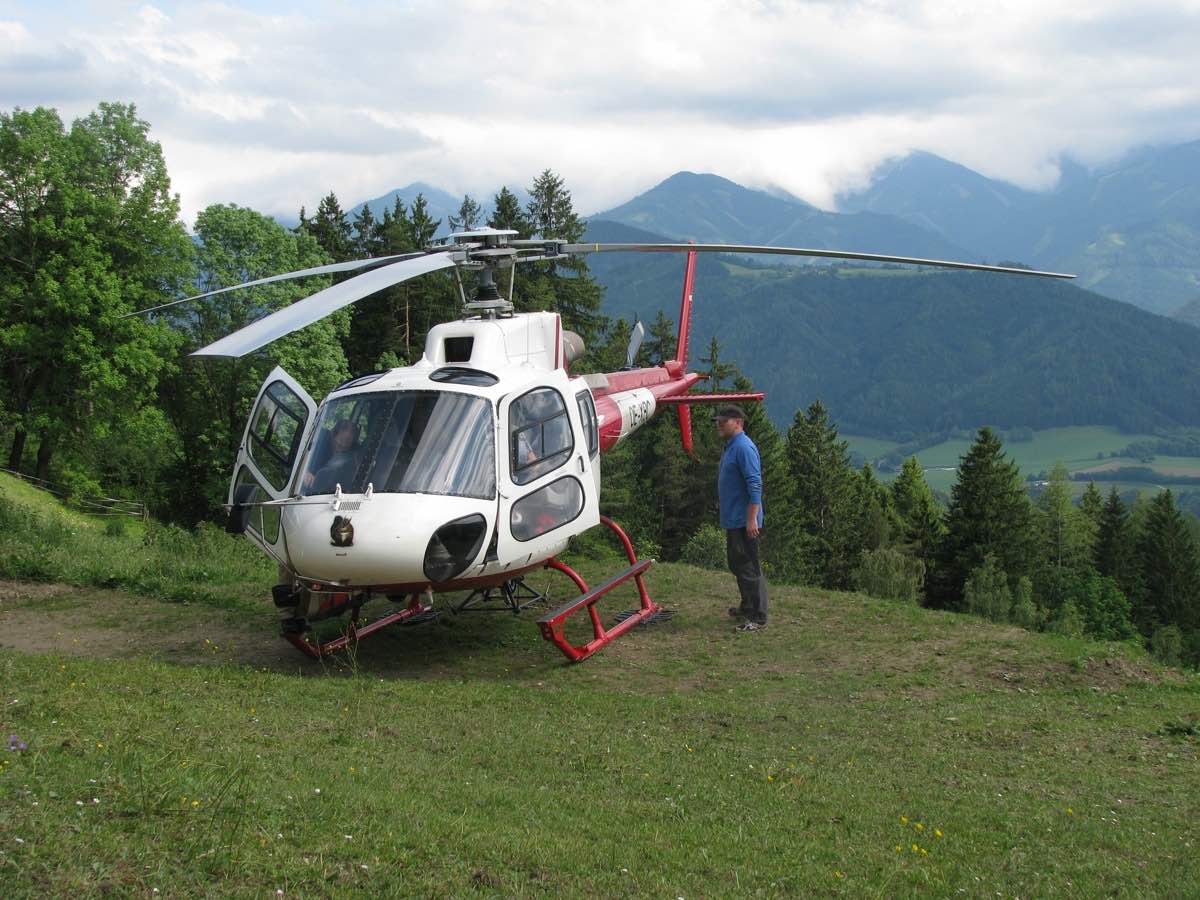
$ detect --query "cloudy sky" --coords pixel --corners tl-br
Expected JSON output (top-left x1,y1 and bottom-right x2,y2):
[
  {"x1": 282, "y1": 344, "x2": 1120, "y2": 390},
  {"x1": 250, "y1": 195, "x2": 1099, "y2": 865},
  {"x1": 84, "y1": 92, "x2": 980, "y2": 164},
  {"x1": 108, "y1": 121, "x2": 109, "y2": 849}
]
[{"x1": 3, "y1": 0, "x2": 1200, "y2": 225}]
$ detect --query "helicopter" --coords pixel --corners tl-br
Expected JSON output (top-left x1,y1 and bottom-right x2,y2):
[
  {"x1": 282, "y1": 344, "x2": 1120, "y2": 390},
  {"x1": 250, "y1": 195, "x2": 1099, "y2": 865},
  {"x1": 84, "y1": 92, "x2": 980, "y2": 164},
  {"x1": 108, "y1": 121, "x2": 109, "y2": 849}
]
[{"x1": 142, "y1": 228, "x2": 1073, "y2": 662}]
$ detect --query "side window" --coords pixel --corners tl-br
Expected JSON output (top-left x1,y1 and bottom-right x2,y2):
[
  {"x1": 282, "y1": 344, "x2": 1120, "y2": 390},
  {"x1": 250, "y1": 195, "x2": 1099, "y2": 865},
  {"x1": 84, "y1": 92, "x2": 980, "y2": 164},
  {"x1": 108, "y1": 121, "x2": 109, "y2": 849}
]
[
  {"x1": 233, "y1": 465, "x2": 279, "y2": 543},
  {"x1": 510, "y1": 387, "x2": 573, "y2": 485},
  {"x1": 248, "y1": 380, "x2": 309, "y2": 492},
  {"x1": 576, "y1": 390, "x2": 598, "y2": 459},
  {"x1": 511, "y1": 476, "x2": 584, "y2": 542}
]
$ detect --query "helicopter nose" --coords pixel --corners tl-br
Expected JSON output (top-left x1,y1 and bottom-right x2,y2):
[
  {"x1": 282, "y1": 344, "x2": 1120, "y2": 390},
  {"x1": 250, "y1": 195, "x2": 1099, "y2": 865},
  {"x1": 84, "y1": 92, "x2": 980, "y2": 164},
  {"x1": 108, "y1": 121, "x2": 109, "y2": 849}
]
[{"x1": 282, "y1": 497, "x2": 492, "y2": 587}]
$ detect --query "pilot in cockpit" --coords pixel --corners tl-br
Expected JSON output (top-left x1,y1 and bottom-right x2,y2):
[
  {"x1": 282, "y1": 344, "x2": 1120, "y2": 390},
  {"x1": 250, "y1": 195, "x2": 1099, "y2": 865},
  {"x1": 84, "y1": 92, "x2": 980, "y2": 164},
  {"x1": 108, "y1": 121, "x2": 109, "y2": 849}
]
[{"x1": 302, "y1": 419, "x2": 361, "y2": 494}]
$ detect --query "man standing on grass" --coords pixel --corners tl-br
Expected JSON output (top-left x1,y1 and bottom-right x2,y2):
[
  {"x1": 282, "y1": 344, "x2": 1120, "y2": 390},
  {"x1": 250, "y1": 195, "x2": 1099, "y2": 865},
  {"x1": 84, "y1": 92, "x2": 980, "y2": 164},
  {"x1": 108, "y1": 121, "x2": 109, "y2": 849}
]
[{"x1": 715, "y1": 405, "x2": 768, "y2": 632}]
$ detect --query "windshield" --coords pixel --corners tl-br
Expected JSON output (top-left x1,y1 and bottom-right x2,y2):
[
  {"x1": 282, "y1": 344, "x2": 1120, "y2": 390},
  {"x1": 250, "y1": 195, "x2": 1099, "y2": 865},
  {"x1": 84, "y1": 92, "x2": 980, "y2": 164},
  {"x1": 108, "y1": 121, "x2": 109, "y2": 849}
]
[{"x1": 298, "y1": 391, "x2": 495, "y2": 499}]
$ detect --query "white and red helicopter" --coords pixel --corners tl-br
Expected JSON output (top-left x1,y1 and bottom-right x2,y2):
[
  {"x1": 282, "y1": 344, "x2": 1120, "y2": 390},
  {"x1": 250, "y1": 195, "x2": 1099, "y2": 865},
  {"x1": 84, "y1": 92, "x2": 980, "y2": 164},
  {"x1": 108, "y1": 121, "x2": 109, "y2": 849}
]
[{"x1": 149, "y1": 229, "x2": 1071, "y2": 661}]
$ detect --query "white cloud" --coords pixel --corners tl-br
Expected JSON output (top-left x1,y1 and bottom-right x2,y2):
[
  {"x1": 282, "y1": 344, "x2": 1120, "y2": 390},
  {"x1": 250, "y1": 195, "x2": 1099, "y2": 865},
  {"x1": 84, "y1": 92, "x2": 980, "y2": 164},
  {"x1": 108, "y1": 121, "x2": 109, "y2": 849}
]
[{"x1": 2, "y1": 0, "x2": 1199, "y2": 223}]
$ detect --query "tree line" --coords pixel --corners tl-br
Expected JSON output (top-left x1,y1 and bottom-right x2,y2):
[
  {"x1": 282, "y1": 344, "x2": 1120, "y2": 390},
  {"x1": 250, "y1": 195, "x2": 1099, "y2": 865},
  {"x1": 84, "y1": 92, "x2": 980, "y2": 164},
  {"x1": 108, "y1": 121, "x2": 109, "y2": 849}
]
[
  {"x1": 0, "y1": 103, "x2": 606, "y2": 522},
  {"x1": 2, "y1": 102, "x2": 1197, "y2": 668}
]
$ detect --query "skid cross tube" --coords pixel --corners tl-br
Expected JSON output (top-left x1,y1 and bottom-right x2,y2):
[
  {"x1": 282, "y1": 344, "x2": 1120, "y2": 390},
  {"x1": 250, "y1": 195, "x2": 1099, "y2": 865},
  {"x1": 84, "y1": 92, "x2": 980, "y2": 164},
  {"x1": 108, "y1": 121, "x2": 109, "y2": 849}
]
[
  {"x1": 537, "y1": 516, "x2": 660, "y2": 662},
  {"x1": 285, "y1": 594, "x2": 431, "y2": 660}
]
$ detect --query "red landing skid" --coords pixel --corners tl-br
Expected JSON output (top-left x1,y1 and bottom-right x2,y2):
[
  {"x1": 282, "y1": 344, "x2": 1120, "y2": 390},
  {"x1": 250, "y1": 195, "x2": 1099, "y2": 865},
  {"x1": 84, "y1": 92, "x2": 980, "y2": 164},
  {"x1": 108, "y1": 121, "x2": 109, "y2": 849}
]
[
  {"x1": 284, "y1": 594, "x2": 432, "y2": 661},
  {"x1": 537, "y1": 515, "x2": 660, "y2": 662},
  {"x1": 282, "y1": 516, "x2": 660, "y2": 663}
]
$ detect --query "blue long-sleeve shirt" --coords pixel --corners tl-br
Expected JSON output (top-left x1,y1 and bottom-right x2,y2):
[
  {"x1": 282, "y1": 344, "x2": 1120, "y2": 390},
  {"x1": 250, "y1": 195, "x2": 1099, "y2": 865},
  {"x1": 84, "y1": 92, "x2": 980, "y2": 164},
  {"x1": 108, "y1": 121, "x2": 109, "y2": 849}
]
[{"x1": 718, "y1": 431, "x2": 764, "y2": 529}]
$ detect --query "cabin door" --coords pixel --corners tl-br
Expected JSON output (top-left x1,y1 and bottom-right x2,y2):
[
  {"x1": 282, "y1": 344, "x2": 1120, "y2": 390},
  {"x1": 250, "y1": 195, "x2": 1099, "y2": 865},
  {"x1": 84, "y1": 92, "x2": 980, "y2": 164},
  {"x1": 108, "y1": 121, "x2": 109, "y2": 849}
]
[
  {"x1": 228, "y1": 367, "x2": 318, "y2": 557},
  {"x1": 494, "y1": 384, "x2": 600, "y2": 570}
]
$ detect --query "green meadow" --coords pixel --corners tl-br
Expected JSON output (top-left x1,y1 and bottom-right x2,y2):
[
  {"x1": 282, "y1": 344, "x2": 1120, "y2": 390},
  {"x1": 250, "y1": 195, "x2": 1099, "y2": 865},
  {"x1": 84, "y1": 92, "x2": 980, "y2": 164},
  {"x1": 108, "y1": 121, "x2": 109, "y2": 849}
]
[{"x1": 1, "y1": 475, "x2": 1198, "y2": 897}]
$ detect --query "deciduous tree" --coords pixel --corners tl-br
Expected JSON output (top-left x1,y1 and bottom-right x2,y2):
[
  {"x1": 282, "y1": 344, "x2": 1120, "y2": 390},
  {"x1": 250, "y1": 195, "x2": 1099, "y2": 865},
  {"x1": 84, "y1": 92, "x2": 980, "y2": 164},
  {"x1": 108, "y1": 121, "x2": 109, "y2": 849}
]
[{"x1": 0, "y1": 103, "x2": 192, "y2": 482}]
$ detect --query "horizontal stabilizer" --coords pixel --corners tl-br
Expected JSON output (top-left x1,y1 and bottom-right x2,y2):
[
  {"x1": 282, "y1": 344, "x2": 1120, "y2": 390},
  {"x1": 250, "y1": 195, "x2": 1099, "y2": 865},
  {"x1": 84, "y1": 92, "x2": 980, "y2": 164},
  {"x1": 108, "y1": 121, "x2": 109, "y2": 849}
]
[{"x1": 658, "y1": 392, "x2": 765, "y2": 405}]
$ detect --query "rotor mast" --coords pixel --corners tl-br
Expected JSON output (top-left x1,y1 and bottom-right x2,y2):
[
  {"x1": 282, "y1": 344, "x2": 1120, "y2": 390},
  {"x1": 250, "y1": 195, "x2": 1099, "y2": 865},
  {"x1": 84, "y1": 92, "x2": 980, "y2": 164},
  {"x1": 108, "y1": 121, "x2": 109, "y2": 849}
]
[{"x1": 451, "y1": 228, "x2": 519, "y2": 318}]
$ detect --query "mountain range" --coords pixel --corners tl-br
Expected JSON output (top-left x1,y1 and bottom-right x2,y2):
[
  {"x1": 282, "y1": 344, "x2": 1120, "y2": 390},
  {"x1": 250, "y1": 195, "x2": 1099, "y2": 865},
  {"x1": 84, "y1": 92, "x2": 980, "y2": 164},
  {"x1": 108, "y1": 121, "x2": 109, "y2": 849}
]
[
  {"x1": 342, "y1": 139, "x2": 1199, "y2": 317},
  {"x1": 594, "y1": 143, "x2": 1200, "y2": 316}
]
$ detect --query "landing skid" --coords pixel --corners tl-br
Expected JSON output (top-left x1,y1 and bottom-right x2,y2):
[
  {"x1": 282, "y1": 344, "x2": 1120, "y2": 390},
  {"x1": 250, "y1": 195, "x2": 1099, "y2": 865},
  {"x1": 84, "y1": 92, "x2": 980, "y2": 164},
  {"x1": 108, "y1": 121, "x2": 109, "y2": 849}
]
[
  {"x1": 282, "y1": 594, "x2": 432, "y2": 660},
  {"x1": 537, "y1": 516, "x2": 665, "y2": 662}
]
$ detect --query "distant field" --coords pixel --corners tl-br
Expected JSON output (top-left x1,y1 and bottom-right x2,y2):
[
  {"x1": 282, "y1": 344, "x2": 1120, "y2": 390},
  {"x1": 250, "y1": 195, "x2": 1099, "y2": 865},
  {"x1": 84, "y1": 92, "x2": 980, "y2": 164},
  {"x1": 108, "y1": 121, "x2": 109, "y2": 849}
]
[
  {"x1": 843, "y1": 435, "x2": 901, "y2": 461},
  {"x1": 844, "y1": 427, "x2": 1200, "y2": 497},
  {"x1": 1075, "y1": 456, "x2": 1200, "y2": 479}
]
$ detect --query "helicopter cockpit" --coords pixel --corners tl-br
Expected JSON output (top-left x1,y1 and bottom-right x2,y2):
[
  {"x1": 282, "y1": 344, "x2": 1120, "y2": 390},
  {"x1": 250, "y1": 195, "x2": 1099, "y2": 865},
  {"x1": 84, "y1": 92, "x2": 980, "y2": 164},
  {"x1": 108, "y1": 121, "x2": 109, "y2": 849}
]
[{"x1": 296, "y1": 390, "x2": 495, "y2": 500}]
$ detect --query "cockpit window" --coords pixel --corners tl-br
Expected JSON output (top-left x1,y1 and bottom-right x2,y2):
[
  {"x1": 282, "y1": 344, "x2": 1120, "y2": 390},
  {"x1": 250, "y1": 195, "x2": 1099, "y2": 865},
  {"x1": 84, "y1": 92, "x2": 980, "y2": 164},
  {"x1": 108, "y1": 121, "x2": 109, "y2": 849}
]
[{"x1": 298, "y1": 391, "x2": 495, "y2": 499}]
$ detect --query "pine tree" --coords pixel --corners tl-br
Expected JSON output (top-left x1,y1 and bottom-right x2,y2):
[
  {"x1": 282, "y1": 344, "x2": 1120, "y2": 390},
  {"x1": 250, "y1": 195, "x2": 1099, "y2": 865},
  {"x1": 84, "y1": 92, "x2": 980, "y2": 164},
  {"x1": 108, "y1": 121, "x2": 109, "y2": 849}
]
[
  {"x1": 449, "y1": 194, "x2": 483, "y2": 232},
  {"x1": 1033, "y1": 462, "x2": 1097, "y2": 612},
  {"x1": 934, "y1": 427, "x2": 1035, "y2": 609},
  {"x1": 380, "y1": 196, "x2": 415, "y2": 253},
  {"x1": 520, "y1": 170, "x2": 605, "y2": 343},
  {"x1": 302, "y1": 191, "x2": 352, "y2": 261},
  {"x1": 785, "y1": 400, "x2": 860, "y2": 588},
  {"x1": 699, "y1": 336, "x2": 738, "y2": 392},
  {"x1": 1080, "y1": 481, "x2": 1104, "y2": 535},
  {"x1": 1134, "y1": 490, "x2": 1200, "y2": 639},
  {"x1": 891, "y1": 456, "x2": 945, "y2": 570},
  {"x1": 856, "y1": 463, "x2": 898, "y2": 551},
  {"x1": 488, "y1": 186, "x2": 530, "y2": 235},
  {"x1": 408, "y1": 193, "x2": 441, "y2": 247},
  {"x1": 644, "y1": 311, "x2": 677, "y2": 366},
  {"x1": 351, "y1": 203, "x2": 378, "y2": 258},
  {"x1": 1096, "y1": 487, "x2": 1138, "y2": 600},
  {"x1": 526, "y1": 170, "x2": 584, "y2": 242}
]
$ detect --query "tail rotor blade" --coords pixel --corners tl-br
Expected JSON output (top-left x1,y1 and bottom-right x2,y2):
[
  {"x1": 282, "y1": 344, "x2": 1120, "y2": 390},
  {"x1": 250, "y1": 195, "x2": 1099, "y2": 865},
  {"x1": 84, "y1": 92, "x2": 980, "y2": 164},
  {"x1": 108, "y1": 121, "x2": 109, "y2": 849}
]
[{"x1": 625, "y1": 320, "x2": 646, "y2": 369}]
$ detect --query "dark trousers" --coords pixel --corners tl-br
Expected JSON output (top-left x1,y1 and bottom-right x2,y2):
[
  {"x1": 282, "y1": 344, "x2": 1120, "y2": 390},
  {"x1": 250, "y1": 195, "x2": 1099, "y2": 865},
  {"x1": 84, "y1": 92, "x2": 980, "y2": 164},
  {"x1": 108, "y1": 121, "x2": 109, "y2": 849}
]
[{"x1": 726, "y1": 527, "x2": 768, "y2": 624}]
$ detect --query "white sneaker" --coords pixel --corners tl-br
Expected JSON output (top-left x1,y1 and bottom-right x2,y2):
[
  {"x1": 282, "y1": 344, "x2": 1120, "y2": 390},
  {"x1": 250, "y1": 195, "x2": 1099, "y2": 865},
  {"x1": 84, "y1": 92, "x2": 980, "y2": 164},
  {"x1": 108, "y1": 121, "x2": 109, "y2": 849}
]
[{"x1": 736, "y1": 621, "x2": 766, "y2": 632}]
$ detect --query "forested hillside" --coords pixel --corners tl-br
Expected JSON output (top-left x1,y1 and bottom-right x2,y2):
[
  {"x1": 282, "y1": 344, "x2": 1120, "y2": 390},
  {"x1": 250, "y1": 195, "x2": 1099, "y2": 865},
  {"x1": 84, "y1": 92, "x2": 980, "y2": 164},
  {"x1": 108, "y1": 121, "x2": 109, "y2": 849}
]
[{"x1": 584, "y1": 220, "x2": 1200, "y2": 437}]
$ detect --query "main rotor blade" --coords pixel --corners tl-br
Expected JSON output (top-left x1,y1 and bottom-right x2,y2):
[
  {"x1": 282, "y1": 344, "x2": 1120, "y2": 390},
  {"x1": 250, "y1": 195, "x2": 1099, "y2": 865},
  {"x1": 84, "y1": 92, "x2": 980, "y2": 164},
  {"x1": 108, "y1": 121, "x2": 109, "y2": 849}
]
[
  {"x1": 560, "y1": 242, "x2": 1075, "y2": 279},
  {"x1": 124, "y1": 252, "x2": 429, "y2": 318},
  {"x1": 191, "y1": 252, "x2": 458, "y2": 358}
]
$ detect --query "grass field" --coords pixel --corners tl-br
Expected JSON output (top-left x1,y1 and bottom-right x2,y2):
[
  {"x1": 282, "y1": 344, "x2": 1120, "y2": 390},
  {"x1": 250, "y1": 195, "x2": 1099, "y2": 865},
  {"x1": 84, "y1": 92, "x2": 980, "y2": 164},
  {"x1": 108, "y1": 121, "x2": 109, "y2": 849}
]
[{"x1": 1, "y1": 479, "x2": 1199, "y2": 896}]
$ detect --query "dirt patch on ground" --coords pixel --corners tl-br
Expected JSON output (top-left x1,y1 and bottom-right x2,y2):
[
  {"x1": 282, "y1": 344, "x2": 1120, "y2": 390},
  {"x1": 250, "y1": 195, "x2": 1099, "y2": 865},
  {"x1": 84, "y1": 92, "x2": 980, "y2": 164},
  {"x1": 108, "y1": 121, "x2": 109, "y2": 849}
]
[
  {"x1": 0, "y1": 582, "x2": 299, "y2": 670},
  {"x1": 0, "y1": 580, "x2": 75, "y2": 602}
]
